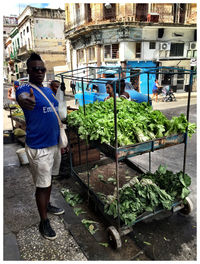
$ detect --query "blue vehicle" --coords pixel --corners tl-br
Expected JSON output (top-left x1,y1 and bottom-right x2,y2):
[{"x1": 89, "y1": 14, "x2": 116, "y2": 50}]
[{"x1": 75, "y1": 77, "x2": 152, "y2": 106}]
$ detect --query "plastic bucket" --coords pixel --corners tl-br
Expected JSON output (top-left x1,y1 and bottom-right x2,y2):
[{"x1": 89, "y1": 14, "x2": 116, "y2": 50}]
[{"x1": 16, "y1": 148, "x2": 29, "y2": 165}]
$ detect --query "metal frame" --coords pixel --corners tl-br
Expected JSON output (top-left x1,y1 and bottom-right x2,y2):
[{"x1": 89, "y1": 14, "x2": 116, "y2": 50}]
[{"x1": 56, "y1": 66, "x2": 195, "y2": 243}]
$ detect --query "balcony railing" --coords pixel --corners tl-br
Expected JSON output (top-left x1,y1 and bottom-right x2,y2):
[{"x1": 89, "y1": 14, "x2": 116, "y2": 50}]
[{"x1": 18, "y1": 45, "x2": 27, "y2": 55}]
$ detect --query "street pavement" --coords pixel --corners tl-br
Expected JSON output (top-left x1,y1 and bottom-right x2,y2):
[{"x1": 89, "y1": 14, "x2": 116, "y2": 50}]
[{"x1": 3, "y1": 84, "x2": 197, "y2": 260}]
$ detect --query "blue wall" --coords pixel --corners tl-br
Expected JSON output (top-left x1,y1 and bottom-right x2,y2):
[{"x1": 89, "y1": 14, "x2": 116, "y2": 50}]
[{"x1": 126, "y1": 61, "x2": 157, "y2": 95}]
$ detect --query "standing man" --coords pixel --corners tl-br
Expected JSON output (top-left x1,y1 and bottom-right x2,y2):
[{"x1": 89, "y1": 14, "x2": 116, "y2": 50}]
[
  {"x1": 16, "y1": 52, "x2": 64, "y2": 240},
  {"x1": 70, "y1": 80, "x2": 76, "y2": 95}
]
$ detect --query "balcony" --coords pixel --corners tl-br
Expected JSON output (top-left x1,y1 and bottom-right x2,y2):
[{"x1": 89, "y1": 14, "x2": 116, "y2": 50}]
[{"x1": 18, "y1": 45, "x2": 28, "y2": 56}]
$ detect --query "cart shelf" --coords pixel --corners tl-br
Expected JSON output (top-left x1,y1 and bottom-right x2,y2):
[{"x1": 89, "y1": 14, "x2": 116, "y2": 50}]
[
  {"x1": 91, "y1": 133, "x2": 185, "y2": 160},
  {"x1": 71, "y1": 157, "x2": 185, "y2": 230}
]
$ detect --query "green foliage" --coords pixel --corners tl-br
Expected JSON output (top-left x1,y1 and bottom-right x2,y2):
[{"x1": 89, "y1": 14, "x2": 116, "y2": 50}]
[
  {"x1": 67, "y1": 98, "x2": 196, "y2": 146},
  {"x1": 61, "y1": 188, "x2": 83, "y2": 207},
  {"x1": 81, "y1": 219, "x2": 99, "y2": 235},
  {"x1": 104, "y1": 166, "x2": 191, "y2": 226}
]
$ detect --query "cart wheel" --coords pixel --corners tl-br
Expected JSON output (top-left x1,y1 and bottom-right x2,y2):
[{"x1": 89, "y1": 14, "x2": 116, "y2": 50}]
[
  {"x1": 107, "y1": 226, "x2": 122, "y2": 249},
  {"x1": 179, "y1": 197, "x2": 193, "y2": 216}
]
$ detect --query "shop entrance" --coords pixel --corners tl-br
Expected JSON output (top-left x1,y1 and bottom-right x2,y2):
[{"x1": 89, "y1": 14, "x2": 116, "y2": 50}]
[{"x1": 130, "y1": 69, "x2": 140, "y2": 92}]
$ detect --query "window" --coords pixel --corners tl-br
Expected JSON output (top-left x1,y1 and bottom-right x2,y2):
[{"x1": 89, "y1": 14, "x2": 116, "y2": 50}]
[
  {"x1": 76, "y1": 3, "x2": 81, "y2": 24},
  {"x1": 88, "y1": 46, "x2": 95, "y2": 61},
  {"x1": 103, "y1": 4, "x2": 116, "y2": 20},
  {"x1": 179, "y1": 4, "x2": 186, "y2": 24},
  {"x1": 23, "y1": 29, "x2": 25, "y2": 35},
  {"x1": 104, "y1": 44, "x2": 119, "y2": 59},
  {"x1": 27, "y1": 26, "x2": 29, "y2": 33},
  {"x1": 77, "y1": 49, "x2": 85, "y2": 62},
  {"x1": 135, "y1": 4, "x2": 148, "y2": 22},
  {"x1": 136, "y1": 42, "x2": 141, "y2": 58},
  {"x1": 149, "y1": 42, "x2": 156, "y2": 49},
  {"x1": 170, "y1": 43, "x2": 184, "y2": 57},
  {"x1": 85, "y1": 4, "x2": 92, "y2": 22}
]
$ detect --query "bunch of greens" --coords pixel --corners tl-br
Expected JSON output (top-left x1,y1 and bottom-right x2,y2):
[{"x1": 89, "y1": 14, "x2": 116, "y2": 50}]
[
  {"x1": 104, "y1": 166, "x2": 191, "y2": 226},
  {"x1": 104, "y1": 177, "x2": 173, "y2": 226},
  {"x1": 67, "y1": 98, "x2": 196, "y2": 146},
  {"x1": 142, "y1": 165, "x2": 191, "y2": 200}
]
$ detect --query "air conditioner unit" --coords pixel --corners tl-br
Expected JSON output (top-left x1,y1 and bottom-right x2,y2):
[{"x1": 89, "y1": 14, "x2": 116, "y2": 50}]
[
  {"x1": 160, "y1": 42, "x2": 171, "y2": 51},
  {"x1": 189, "y1": 42, "x2": 196, "y2": 50}
]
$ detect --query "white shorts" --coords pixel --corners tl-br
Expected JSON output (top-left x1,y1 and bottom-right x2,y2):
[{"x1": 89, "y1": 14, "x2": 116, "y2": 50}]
[{"x1": 25, "y1": 144, "x2": 61, "y2": 188}]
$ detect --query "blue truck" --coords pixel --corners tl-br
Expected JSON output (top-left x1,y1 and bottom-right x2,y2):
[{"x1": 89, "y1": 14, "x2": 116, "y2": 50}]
[{"x1": 75, "y1": 78, "x2": 152, "y2": 106}]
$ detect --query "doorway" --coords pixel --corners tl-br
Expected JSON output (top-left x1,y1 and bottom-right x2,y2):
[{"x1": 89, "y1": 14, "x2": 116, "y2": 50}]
[{"x1": 130, "y1": 69, "x2": 140, "y2": 92}]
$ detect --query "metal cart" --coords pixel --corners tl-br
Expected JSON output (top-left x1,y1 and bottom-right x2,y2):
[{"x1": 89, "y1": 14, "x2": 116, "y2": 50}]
[{"x1": 56, "y1": 66, "x2": 195, "y2": 249}]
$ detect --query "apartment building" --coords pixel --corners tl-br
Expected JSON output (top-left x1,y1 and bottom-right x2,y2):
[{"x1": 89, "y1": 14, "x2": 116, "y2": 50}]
[
  {"x1": 3, "y1": 16, "x2": 18, "y2": 82},
  {"x1": 4, "y1": 6, "x2": 66, "y2": 83},
  {"x1": 64, "y1": 3, "x2": 197, "y2": 93}
]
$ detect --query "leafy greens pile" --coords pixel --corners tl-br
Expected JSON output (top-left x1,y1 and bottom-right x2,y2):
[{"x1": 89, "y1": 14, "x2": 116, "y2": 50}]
[
  {"x1": 67, "y1": 98, "x2": 196, "y2": 146},
  {"x1": 104, "y1": 165, "x2": 191, "y2": 226}
]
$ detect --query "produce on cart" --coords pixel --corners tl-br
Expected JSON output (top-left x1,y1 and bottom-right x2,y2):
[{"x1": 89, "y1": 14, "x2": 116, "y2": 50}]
[
  {"x1": 104, "y1": 165, "x2": 191, "y2": 226},
  {"x1": 67, "y1": 98, "x2": 196, "y2": 147}
]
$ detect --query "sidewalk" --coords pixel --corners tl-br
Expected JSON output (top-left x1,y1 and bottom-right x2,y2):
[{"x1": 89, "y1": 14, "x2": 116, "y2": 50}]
[{"x1": 3, "y1": 143, "x2": 88, "y2": 261}]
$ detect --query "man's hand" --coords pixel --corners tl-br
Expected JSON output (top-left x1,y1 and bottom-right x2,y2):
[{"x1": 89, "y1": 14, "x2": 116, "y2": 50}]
[{"x1": 17, "y1": 88, "x2": 36, "y2": 110}]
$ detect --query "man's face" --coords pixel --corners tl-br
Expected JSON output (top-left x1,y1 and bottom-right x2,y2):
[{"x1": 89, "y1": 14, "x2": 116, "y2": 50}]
[
  {"x1": 51, "y1": 82, "x2": 60, "y2": 94},
  {"x1": 27, "y1": 60, "x2": 46, "y2": 84}
]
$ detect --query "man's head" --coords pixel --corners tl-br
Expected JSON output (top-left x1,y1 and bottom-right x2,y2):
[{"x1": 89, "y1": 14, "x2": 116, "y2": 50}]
[
  {"x1": 106, "y1": 81, "x2": 114, "y2": 95},
  {"x1": 14, "y1": 81, "x2": 19, "y2": 90},
  {"x1": 50, "y1": 80, "x2": 60, "y2": 94},
  {"x1": 26, "y1": 53, "x2": 46, "y2": 85}
]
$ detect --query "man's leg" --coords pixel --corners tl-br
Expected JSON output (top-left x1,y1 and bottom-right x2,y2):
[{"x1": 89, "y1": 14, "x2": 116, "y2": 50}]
[
  {"x1": 25, "y1": 145, "x2": 57, "y2": 240},
  {"x1": 35, "y1": 186, "x2": 51, "y2": 220},
  {"x1": 47, "y1": 146, "x2": 65, "y2": 215},
  {"x1": 36, "y1": 185, "x2": 57, "y2": 240},
  {"x1": 156, "y1": 93, "x2": 158, "y2": 102}
]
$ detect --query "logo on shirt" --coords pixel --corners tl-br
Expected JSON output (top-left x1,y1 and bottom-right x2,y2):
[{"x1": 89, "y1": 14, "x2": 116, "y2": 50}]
[{"x1": 43, "y1": 105, "x2": 58, "y2": 114}]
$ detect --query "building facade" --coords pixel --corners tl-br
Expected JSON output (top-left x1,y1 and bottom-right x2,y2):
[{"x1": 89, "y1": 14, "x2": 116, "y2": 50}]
[
  {"x1": 64, "y1": 3, "x2": 197, "y2": 93},
  {"x1": 4, "y1": 6, "x2": 66, "y2": 83},
  {"x1": 3, "y1": 16, "x2": 18, "y2": 82}
]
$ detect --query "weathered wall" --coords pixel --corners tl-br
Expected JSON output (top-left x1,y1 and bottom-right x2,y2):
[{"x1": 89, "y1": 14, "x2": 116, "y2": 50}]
[{"x1": 34, "y1": 18, "x2": 64, "y2": 39}]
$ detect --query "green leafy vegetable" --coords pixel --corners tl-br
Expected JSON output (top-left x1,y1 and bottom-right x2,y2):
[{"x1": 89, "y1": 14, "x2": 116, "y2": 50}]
[
  {"x1": 61, "y1": 188, "x2": 83, "y2": 207},
  {"x1": 81, "y1": 219, "x2": 99, "y2": 235},
  {"x1": 104, "y1": 166, "x2": 191, "y2": 226},
  {"x1": 68, "y1": 98, "x2": 196, "y2": 147}
]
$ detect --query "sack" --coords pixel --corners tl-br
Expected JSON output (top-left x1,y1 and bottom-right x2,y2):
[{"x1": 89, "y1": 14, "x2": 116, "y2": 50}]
[{"x1": 59, "y1": 125, "x2": 68, "y2": 148}]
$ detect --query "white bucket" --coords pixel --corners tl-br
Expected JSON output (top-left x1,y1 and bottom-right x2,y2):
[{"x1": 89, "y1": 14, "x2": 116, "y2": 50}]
[{"x1": 16, "y1": 148, "x2": 29, "y2": 165}]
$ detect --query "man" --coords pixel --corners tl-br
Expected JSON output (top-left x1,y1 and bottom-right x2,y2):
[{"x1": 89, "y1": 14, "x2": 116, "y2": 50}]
[
  {"x1": 7, "y1": 80, "x2": 19, "y2": 103},
  {"x1": 116, "y1": 79, "x2": 131, "y2": 100},
  {"x1": 16, "y1": 52, "x2": 64, "y2": 240},
  {"x1": 70, "y1": 80, "x2": 76, "y2": 95},
  {"x1": 50, "y1": 80, "x2": 60, "y2": 95}
]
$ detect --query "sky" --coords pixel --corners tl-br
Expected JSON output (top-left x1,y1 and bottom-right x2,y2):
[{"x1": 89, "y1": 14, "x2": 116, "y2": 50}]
[{"x1": 2, "y1": 0, "x2": 66, "y2": 16}]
